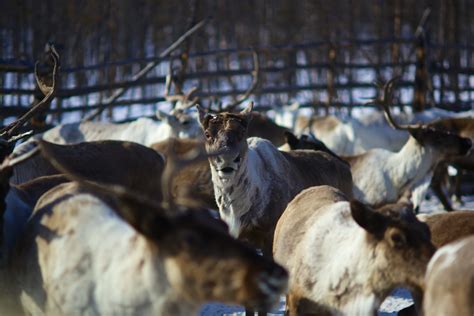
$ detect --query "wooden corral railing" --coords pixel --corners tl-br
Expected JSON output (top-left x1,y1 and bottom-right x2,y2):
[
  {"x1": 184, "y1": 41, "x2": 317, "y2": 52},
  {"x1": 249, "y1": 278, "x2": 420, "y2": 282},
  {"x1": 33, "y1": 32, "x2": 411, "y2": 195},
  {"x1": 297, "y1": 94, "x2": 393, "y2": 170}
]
[{"x1": 1, "y1": 35, "x2": 473, "y2": 126}]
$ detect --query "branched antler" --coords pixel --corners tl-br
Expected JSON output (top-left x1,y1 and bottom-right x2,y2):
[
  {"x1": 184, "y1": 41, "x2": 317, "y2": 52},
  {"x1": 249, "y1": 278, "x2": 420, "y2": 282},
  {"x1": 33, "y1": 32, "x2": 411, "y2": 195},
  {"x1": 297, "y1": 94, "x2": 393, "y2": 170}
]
[
  {"x1": 0, "y1": 45, "x2": 60, "y2": 140},
  {"x1": 163, "y1": 58, "x2": 200, "y2": 111},
  {"x1": 221, "y1": 50, "x2": 259, "y2": 112},
  {"x1": 365, "y1": 77, "x2": 423, "y2": 131}
]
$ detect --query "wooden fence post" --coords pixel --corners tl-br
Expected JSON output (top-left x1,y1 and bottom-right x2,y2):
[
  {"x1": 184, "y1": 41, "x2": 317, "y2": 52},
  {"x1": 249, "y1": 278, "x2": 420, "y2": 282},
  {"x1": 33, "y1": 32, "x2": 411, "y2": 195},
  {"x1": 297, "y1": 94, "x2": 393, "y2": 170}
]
[
  {"x1": 326, "y1": 44, "x2": 336, "y2": 110},
  {"x1": 413, "y1": 34, "x2": 427, "y2": 112}
]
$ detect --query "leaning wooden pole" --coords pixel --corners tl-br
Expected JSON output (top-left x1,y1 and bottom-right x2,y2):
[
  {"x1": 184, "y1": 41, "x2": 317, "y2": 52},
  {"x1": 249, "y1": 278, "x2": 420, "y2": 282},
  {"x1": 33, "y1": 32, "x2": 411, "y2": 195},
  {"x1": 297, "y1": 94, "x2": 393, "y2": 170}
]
[
  {"x1": 83, "y1": 17, "x2": 210, "y2": 121},
  {"x1": 413, "y1": 8, "x2": 431, "y2": 112}
]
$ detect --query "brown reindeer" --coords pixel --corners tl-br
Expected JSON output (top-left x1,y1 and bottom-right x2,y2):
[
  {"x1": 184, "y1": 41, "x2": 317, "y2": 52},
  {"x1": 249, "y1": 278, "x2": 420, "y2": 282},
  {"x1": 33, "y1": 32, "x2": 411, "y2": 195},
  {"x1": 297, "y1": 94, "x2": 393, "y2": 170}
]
[
  {"x1": 2, "y1": 140, "x2": 166, "y2": 264},
  {"x1": 6, "y1": 139, "x2": 288, "y2": 316},
  {"x1": 424, "y1": 235, "x2": 474, "y2": 316},
  {"x1": 197, "y1": 102, "x2": 353, "y2": 256},
  {"x1": 247, "y1": 112, "x2": 290, "y2": 147},
  {"x1": 427, "y1": 117, "x2": 474, "y2": 211},
  {"x1": 151, "y1": 138, "x2": 216, "y2": 210},
  {"x1": 417, "y1": 210, "x2": 474, "y2": 248},
  {"x1": 273, "y1": 185, "x2": 435, "y2": 316}
]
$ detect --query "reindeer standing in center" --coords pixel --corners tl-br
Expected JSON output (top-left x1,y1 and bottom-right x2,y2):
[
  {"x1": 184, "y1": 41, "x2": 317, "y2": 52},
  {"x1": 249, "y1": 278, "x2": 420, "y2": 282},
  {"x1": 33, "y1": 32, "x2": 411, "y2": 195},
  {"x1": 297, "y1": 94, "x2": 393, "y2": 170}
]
[{"x1": 197, "y1": 102, "x2": 353, "y2": 254}]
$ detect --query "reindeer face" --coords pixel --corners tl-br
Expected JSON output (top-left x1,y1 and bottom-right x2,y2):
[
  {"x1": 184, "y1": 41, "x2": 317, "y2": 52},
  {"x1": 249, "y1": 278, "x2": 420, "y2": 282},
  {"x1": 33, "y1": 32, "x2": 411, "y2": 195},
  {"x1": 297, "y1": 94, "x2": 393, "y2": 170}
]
[
  {"x1": 351, "y1": 200, "x2": 436, "y2": 294},
  {"x1": 162, "y1": 212, "x2": 287, "y2": 310},
  {"x1": 156, "y1": 109, "x2": 202, "y2": 139},
  {"x1": 197, "y1": 103, "x2": 253, "y2": 180},
  {"x1": 172, "y1": 109, "x2": 203, "y2": 139},
  {"x1": 409, "y1": 127, "x2": 472, "y2": 157}
]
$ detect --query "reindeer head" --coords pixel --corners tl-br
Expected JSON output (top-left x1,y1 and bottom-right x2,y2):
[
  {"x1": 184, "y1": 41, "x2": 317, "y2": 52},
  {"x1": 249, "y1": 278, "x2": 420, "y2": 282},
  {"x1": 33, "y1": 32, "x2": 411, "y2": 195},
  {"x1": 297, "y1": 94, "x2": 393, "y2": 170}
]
[
  {"x1": 350, "y1": 200, "x2": 435, "y2": 295},
  {"x1": 197, "y1": 102, "x2": 253, "y2": 180},
  {"x1": 156, "y1": 109, "x2": 202, "y2": 139},
  {"x1": 157, "y1": 211, "x2": 287, "y2": 309},
  {"x1": 373, "y1": 78, "x2": 472, "y2": 158}
]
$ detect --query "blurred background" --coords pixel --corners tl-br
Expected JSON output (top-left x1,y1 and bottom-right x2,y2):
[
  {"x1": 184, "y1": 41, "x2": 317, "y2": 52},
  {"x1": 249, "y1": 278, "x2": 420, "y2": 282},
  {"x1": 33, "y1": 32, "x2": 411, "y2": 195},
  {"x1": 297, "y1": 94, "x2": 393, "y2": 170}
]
[{"x1": 0, "y1": 0, "x2": 473, "y2": 125}]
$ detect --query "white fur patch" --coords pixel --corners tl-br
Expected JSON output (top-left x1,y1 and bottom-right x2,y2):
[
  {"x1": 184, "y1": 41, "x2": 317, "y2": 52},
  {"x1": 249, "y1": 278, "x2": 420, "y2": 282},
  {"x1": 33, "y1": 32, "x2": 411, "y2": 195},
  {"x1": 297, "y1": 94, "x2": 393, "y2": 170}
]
[
  {"x1": 37, "y1": 116, "x2": 201, "y2": 147},
  {"x1": 213, "y1": 137, "x2": 288, "y2": 237},
  {"x1": 352, "y1": 137, "x2": 437, "y2": 206},
  {"x1": 427, "y1": 238, "x2": 470, "y2": 274}
]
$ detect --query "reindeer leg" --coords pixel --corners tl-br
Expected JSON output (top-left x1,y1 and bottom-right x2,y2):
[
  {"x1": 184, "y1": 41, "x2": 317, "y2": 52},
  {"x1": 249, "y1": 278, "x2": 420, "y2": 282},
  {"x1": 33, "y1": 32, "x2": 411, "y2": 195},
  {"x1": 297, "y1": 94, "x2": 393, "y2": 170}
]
[
  {"x1": 431, "y1": 164, "x2": 453, "y2": 211},
  {"x1": 454, "y1": 169, "x2": 464, "y2": 205}
]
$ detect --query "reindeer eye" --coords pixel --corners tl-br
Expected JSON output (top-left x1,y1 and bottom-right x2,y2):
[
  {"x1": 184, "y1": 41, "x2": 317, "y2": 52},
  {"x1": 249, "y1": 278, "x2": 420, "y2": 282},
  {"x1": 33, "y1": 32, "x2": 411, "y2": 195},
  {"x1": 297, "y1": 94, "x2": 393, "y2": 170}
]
[
  {"x1": 389, "y1": 231, "x2": 406, "y2": 249},
  {"x1": 183, "y1": 232, "x2": 201, "y2": 248},
  {"x1": 205, "y1": 131, "x2": 211, "y2": 139}
]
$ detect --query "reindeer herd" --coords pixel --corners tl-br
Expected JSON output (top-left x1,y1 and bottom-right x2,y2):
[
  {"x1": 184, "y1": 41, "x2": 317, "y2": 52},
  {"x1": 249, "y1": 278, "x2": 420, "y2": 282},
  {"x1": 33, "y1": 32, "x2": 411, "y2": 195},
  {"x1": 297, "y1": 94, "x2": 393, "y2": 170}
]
[{"x1": 0, "y1": 49, "x2": 473, "y2": 316}]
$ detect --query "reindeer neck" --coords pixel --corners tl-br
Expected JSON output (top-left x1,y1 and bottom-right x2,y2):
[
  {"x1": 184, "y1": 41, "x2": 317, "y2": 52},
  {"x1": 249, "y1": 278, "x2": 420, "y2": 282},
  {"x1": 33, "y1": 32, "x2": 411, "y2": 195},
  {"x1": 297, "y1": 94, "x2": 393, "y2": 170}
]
[
  {"x1": 211, "y1": 141, "x2": 278, "y2": 238},
  {"x1": 388, "y1": 136, "x2": 436, "y2": 191}
]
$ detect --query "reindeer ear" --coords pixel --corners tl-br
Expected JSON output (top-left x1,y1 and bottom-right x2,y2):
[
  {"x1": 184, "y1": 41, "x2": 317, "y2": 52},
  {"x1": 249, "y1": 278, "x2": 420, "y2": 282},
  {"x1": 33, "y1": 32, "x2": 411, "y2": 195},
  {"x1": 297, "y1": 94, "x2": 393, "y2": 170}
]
[
  {"x1": 350, "y1": 200, "x2": 388, "y2": 238},
  {"x1": 196, "y1": 104, "x2": 210, "y2": 128},
  {"x1": 240, "y1": 101, "x2": 254, "y2": 116},
  {"x1": 284, "y1": 131, "x2": 299, "y2": 149}
]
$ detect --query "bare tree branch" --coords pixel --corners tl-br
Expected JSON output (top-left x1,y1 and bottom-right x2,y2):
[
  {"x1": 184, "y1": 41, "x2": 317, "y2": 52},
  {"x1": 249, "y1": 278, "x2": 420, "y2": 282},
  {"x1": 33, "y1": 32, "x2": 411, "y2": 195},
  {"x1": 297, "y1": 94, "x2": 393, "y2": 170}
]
[{"x1": 83, "y1": 17, "x2": 210, "y2": 121}]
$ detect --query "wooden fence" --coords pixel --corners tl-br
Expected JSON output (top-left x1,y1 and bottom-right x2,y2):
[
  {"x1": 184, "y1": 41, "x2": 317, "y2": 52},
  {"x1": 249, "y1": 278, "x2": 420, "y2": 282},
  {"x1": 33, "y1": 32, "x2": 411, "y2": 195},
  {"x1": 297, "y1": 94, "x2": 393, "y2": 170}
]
[{"x1": 1, "y1": 36, "x2": 473, "y2": 126}]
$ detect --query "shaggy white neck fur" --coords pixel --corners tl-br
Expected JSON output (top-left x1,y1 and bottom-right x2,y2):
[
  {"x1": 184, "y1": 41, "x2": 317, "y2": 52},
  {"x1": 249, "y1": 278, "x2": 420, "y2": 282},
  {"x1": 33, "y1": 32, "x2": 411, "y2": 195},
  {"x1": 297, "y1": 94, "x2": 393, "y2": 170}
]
[{"x1": 211, "y1": 137, "x2": 287, "y2": 237}]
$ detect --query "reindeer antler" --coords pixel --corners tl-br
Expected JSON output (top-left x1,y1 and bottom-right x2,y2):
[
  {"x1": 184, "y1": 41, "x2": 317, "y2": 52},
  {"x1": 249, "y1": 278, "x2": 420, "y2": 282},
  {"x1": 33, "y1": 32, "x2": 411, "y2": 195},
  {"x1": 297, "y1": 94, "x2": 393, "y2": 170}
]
[
  {"x1": 0, "y1": 45, "x2": 60, "y2": 140},
  {"x1": 366, "y1": 77, "x2": 423, "y2": 131},
  {"x1": 221, "y1": 50, "x2": 259, "y2": 112},
  {"x1": 164, "y1": 59, "x2": 200, "y2": 111}
]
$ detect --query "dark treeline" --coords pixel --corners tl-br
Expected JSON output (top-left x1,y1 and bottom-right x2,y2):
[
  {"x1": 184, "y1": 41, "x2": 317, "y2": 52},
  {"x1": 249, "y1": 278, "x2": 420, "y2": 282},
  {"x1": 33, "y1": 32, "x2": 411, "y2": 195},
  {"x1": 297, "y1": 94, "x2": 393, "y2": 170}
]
[{"x1": 1, "y1": 0, "x2": 472, "y2": 65}]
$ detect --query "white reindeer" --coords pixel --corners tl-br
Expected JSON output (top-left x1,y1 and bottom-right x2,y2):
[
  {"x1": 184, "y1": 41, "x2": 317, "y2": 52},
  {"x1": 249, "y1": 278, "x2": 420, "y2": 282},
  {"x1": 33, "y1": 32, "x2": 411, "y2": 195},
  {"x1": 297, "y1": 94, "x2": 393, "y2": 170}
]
[
  {"x1": 5, "y1": 141, "x2": 288, "y2": 316},
  {"x1": 424, "y1": 235, "x2": 474, "y2": 316},
  {"x1": 197, "y1": 102, "x2": 353, "y2": 256},
  {"x1": 295, "y1": 106, "x2": 473, "y2": 156},
  {"x1": 273, "y1": 185, "x2": 435, "y2": 315},
  {"x1": 346, "y1": 79, "x2": 471, "y2": 209}
]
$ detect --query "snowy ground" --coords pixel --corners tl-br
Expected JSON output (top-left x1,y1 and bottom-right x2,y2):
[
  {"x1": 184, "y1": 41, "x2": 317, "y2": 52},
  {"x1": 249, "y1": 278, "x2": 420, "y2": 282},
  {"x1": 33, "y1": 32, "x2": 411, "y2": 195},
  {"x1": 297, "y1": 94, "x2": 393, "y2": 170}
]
[{"x1": 198, "y1": 192, "x2": 474, "y2": 316}]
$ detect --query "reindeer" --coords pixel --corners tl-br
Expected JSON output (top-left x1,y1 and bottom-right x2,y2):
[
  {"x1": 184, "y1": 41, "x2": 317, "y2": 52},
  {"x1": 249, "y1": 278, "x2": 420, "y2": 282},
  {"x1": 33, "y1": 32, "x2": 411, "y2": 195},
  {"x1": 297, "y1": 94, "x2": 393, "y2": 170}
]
[
  {"x1": 150, "y1": 132, "x2": 317, "y2": 211},
  {"x1": 427, "y1": 117, "x2": 474, "y2": 210},
  {"x1": 13, "y1": 107, "x2": 202, "y2": 149},
  {"x1": 295, "y1": 105, "x2": 472, "y2": 156},
  {"x1": 346, "y1": 79, "x2": 471, "y2": 209},
  {"x1": 151, "y1": 137, "x2": 216, "y2": 210},
  {"x1": 273, "y1": 185, "x2": 435, "y2": 315},
  {"x1": 281, "y1": 131, "x2": 349, "y2": 165},
  {"x1": 6, "y1": 139, "x2": 288, "y2": 316},
  {"x1": 417, "y1": 211, "x2": 474, "y2": 248},
  {"x1": 424, "y1": 235, "x2": 474, "y2": 316},
  {"x1": 2, "y1": 139, "x2": 166, "y2": 261},
  {"x1": 197, "y1": 102, "x2": 353, "y2": 256}
]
